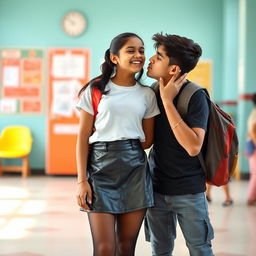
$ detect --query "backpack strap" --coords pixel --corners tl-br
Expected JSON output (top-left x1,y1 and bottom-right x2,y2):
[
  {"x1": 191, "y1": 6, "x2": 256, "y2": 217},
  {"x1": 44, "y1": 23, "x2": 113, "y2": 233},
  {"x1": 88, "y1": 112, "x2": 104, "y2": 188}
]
[
  {"x1": 176, "y1": 82, "x2": 208, "y2": 175},
  {"x1": 91, "y1": 87, "x2": 102, "y2": 118},
  {"x1": 176, "y1": 82, "x2": 203, "y2": 118},
  {"x1": 91, "y1": 87, "x2": 102, "y2": 135}
]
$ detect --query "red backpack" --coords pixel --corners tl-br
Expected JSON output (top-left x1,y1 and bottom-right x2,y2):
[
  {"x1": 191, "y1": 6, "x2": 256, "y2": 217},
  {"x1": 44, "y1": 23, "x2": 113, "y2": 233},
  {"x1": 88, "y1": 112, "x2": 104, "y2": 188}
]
[
  {"x1": 177, "y1": 82, "x2": 239, "y2": 186},
  {"x1": 91, "y1": 86, "x2": 102, "y2": 118}
]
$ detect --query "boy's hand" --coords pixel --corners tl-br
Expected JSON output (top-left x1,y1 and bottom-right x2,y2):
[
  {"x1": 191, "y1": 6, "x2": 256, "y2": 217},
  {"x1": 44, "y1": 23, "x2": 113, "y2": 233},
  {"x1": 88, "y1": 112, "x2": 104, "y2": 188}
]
[{"x1": 159, "y1": 72, "x2": 187, "y2": 102}]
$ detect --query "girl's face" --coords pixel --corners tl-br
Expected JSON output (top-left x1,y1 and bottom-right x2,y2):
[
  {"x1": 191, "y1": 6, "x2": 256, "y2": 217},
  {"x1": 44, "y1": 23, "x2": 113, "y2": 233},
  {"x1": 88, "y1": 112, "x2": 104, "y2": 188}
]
[{"x1": 111, "y1": 37, "x2": 145, "y2": 75}]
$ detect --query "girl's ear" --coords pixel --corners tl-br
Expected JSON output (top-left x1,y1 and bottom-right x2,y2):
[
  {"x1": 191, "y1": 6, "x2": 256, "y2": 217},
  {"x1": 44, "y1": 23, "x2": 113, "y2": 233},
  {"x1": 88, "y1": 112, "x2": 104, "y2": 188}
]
[
  {"x1": 110, "y1": 54, "x2": 118, "y2": 64},
  {"x1": 168, "y1": 65, "x2": 181, "y2": 75}
]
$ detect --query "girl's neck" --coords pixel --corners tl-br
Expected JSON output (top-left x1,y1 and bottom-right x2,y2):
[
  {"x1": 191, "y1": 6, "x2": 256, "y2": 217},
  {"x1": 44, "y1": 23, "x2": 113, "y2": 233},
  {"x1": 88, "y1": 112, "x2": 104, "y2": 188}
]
[{"x1": 111, "y1": 72, "x2": 136, "y2": 87}]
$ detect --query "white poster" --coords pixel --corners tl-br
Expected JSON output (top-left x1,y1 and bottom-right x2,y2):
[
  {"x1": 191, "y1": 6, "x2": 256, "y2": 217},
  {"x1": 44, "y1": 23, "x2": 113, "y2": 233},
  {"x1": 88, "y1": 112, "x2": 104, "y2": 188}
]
[
  {"x1": 0, "y1": 99, "x2": 17, "y2": 113},
  {"x1": 53, "y1": 124, "x2": 79, "y2": 134},
  {"x1": 52, "y1": 52, "x2": 85, "y2": 78},
  {"x1": 3, "y1": 66, "x2": 19, "y2": 87},
  {"x1": 51, "y1": 80, "x2": 75, "y2": 117}
]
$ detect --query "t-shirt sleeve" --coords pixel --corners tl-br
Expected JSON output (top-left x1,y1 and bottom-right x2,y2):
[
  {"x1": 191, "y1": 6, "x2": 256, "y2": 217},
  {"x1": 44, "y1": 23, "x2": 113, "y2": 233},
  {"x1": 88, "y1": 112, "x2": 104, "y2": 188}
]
[
  {"x1": 144, "y1": 88, "x2": 160, "y2": 119},
  {"x1": 186, "y1": 90, "x2": 209, "y2": 130},
  {"x1": 76, "y1": 86, "x2": 94, "y2": 115}
]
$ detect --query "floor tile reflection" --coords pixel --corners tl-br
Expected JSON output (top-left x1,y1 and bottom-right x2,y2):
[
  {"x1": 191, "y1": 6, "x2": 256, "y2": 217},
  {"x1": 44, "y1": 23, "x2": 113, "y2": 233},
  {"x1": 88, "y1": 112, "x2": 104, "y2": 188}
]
[{"x1": 0, "y1": 176, "x2": 255, "y2": 256}]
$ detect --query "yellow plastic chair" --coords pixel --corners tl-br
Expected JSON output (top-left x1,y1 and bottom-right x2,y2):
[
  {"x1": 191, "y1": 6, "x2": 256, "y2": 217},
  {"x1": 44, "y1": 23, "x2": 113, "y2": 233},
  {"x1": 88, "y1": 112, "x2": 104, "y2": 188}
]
[{"x1": 0, "y1": 126, "x2": 33, "y2": 177}]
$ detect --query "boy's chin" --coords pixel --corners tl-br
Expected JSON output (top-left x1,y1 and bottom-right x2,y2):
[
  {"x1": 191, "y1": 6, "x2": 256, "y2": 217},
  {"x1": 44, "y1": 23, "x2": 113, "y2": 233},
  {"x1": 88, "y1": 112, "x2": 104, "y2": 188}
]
[{"x1": 146, "y1": 71, "x2": 158, "y2": 80}]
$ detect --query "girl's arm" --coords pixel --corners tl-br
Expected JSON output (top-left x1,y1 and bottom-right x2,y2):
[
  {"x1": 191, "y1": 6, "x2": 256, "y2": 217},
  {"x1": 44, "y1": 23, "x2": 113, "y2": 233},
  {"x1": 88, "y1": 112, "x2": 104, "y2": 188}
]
[
  {"x1": 141, "y1": 117, "x2": 155, "y2": 149},
  {"x1": 76, "y1": 109, "x2": 94, "y2": 210}
]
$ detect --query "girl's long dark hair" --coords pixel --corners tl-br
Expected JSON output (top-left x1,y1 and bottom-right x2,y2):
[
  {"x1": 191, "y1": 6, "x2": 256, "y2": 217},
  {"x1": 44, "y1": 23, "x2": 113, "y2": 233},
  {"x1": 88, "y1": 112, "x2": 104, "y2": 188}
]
[{"x1": 78, "y1": 32, "x2": 144, "y2": 97}]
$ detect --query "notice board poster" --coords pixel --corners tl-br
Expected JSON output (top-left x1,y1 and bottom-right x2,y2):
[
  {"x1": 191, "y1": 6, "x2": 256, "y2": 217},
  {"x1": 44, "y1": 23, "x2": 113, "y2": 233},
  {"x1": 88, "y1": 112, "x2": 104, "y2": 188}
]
[
  {"x1": 47, "y1": 48, "x2": 90, "y2": 175},
  {"x1": 187, "y1": 60, "x2": 212, "y2": 94},
  {"x1": 0, "y1": 48, "x2": 45, "y2": 114}
]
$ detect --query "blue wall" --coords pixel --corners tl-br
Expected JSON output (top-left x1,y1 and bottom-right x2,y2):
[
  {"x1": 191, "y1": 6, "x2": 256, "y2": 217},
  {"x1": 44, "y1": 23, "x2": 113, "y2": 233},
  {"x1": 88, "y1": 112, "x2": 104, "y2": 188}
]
[
  {"x1": 0, "y1": 0, "x2": 228, "y2": 170},
  {"x1": 223, "y1": 0, "x2": 239, "y2": 101}
]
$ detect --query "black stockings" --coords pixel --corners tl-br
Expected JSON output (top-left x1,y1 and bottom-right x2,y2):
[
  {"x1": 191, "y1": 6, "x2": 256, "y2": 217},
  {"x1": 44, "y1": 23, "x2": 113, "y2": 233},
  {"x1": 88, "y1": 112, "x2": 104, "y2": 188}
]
[{"x1": 88, "y1": 209, "x2": 146, "y2": 256}]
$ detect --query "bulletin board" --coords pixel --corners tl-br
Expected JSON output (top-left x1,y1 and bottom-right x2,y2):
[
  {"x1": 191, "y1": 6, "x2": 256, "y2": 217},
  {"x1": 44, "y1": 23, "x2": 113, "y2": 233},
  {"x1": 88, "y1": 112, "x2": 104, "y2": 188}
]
[
  {"x1": 0, "y1": 48, "x2": 45, "y2": 114},
  {"x1": 47, "y1": 48, "x2": 90, "y2": 175},
  {"x1": 187, "y1": 60, "x2": 212, "y2": 94}
]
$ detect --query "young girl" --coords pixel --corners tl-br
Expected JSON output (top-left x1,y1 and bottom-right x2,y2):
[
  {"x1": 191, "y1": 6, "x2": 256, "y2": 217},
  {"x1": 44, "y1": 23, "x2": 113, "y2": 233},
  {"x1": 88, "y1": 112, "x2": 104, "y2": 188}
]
[{"x1": 76, "y1": 32, "x2": 159, "y2": 256}]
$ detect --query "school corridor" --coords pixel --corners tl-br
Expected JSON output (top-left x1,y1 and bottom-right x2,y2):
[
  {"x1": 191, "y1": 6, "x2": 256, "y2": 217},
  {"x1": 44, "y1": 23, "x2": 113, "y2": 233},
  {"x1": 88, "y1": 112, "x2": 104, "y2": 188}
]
[
  {"x1": 0, "y1": 176, "x2": 255, "y2": 256},
  {"x1": 1, "y1": 0, "x2": 256, "y2": 255}
]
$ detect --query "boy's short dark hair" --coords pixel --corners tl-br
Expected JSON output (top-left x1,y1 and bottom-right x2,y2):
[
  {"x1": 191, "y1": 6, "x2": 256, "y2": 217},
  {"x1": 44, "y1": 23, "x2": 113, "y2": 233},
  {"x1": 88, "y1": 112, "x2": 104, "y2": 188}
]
[{"x1": 152, "y1": 33, "x2": 202, "y2": 74}]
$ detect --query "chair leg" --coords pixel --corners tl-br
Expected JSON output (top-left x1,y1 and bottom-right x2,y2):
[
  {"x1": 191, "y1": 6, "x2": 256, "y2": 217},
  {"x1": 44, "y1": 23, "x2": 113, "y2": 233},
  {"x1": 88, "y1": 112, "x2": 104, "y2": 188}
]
[{"x1": 22, "y1": 156, "x2": 30, "y2": 178}]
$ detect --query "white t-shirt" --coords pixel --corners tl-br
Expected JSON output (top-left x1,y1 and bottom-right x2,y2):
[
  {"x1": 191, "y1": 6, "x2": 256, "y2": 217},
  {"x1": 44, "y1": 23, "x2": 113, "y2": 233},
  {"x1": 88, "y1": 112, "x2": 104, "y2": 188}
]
[{"x1": 77, "y1": 80, "x2": 160, "y2": 144}]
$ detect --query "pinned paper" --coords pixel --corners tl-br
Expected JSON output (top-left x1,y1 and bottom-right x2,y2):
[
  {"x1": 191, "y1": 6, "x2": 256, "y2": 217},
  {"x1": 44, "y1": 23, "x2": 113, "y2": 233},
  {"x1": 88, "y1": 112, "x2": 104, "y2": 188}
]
[
  {"x1": 52, "y1": 53, "x2": 85, "y2": 78},
  {"x1": 3, "y1": 66, "x2": 19, "y2": 87},
  {"x1": 0, "y1": 99, "x2": 17, "y2": 113}
]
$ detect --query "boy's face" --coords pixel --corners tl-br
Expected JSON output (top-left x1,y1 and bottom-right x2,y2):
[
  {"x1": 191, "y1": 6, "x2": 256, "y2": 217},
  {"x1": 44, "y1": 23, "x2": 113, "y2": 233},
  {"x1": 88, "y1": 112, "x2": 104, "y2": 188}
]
[{"x1": 147, "y1": 45, "x2": 171, "y2": 80}]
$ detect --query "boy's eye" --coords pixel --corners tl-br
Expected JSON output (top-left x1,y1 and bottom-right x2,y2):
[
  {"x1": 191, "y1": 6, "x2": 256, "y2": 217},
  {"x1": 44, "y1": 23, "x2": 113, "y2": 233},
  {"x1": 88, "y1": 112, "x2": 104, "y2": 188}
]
[{"x1": 157, "y1": 56, "x2": 161, "y2": 60}]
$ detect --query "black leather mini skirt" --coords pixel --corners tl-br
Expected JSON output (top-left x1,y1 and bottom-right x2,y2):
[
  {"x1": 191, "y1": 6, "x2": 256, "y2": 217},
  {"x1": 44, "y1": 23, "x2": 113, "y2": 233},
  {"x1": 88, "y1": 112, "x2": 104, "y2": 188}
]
[{"x1": 83, "y1": 139, "x2": 154, "y2": 214}]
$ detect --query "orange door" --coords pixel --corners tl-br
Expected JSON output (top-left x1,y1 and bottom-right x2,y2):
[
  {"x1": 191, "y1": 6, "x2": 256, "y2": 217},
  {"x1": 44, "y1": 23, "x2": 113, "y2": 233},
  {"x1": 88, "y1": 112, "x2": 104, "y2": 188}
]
[{"x1": 47, "y1": 48, "x2": 90, "y2": 174}]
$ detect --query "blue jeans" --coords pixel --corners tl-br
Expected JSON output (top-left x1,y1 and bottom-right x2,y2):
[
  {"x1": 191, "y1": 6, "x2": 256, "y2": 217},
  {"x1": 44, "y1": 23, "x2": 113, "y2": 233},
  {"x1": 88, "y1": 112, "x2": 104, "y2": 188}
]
[{"x1": 145, "y1": 192, "x2": 214, "y2": 256}]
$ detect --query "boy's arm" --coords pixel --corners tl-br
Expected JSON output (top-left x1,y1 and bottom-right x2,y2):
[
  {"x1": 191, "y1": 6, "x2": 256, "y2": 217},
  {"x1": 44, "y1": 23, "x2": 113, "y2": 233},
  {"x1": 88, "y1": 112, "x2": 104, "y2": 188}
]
[
  {"x1": 162, "y1": 100, "x2": 206, "y2": 156},
  {"x1": 159, "y1": 74, "x2": 206, "y2": 156}
]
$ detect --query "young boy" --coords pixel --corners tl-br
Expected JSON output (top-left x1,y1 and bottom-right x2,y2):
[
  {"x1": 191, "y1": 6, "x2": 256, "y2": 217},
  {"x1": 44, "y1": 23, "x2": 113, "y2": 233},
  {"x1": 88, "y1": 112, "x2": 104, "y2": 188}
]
[{"x1": 146, "y1": 33, "x2": 214, "y2": 256}]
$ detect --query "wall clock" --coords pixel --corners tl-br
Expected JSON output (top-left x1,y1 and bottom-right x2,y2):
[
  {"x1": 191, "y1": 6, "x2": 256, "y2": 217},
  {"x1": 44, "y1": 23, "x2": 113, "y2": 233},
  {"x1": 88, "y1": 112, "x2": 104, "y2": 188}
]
[{"x1": 62, "y1": 11, "x2": 87, "y2": 37}]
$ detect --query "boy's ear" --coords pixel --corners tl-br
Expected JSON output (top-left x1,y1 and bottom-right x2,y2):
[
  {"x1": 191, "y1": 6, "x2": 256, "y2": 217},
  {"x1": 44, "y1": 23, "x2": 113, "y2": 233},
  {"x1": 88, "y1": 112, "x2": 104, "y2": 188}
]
[
  {"x1": 168, "y1": 65, "x2": 181, "y2": 75},
  {"x1": 110, "y1": 54, "x2": 118, "y2": 64}
]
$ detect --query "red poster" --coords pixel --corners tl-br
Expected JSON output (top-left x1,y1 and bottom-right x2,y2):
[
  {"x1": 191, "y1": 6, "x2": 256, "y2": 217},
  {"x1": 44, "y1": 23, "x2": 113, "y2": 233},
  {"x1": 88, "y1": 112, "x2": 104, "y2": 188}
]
[
  {"x1": 3, "y1": 87, "x2": 40, "y2": 98},
  {"x1": 22, "y1": 59, "x2": 42, "y2": 86},
  {"x1": 21, "y1": 100, "x2": 41, "y2": 113},
  {"x1": 0, "y1": 48, "x2": 44, "y2": 115}
]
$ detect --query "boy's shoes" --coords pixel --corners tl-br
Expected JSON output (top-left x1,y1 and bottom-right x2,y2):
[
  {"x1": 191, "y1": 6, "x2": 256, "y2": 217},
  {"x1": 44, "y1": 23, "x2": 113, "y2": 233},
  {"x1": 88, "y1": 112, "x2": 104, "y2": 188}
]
[{"x1": 222, "y1": 200, "x2": 233, "y2": 207}]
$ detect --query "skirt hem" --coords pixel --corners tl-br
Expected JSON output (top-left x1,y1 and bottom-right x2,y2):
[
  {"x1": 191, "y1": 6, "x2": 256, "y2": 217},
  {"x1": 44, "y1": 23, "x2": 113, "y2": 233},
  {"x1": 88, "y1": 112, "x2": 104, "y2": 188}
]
[{"x1": 80, "y1": 203, "x2": 154, "y2": 214}]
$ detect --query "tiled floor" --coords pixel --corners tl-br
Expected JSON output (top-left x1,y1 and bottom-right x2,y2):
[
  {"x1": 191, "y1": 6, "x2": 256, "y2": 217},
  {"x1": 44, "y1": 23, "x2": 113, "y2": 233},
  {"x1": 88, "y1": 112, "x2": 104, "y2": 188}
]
[{"x1": 0, "y1": 176, "x2": 255, "y2": 256}]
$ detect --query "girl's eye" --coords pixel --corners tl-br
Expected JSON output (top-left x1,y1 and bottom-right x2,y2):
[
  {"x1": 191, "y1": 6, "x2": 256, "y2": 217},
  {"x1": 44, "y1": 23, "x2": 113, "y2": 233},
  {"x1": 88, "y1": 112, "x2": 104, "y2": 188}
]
[
  {"x1": 126, "y1": 50, "x2": 144, "y2": 54},
  {"x1": 157, "y1": 56, "x2": 161, "y2": 60}
]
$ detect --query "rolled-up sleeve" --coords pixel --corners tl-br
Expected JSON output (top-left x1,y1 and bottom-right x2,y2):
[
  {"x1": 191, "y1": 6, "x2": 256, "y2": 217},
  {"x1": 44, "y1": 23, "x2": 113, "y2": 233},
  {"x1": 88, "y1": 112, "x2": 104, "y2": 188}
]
[{"x1": 76, "y1": 86, "x2": 94, "y2": 115}]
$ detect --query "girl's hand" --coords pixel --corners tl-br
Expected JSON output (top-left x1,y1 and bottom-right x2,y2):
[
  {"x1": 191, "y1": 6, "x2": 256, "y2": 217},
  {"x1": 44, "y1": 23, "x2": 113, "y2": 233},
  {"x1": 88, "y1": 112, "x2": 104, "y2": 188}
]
[
  {"x1": 159, "y1": 72, "x2": 187, "y2": 103},
  {"x1": 76, "y1": 180, "x2": 92, "y2": 210}
]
